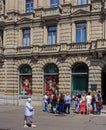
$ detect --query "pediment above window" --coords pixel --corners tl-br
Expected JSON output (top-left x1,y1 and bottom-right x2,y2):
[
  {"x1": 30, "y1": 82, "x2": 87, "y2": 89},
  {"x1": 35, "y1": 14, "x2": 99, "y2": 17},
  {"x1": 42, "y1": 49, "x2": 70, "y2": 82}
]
[
  {"x1": 16, "y1": 17, "x2": 33, "y2": 24},
  {"x1": 71, "y1": 9, "x2": 90, "y2": 17}
]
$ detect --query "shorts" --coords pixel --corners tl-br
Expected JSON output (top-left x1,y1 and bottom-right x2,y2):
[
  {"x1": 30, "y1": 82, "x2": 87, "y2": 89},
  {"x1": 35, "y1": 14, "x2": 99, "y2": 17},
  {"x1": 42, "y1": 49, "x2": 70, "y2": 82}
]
[
  {"x1": 24, "y1": 115, "x2": 33, "y2": 124},
  {"x1": 86, "y1": 103, "x2": 91, "y2": 108}
]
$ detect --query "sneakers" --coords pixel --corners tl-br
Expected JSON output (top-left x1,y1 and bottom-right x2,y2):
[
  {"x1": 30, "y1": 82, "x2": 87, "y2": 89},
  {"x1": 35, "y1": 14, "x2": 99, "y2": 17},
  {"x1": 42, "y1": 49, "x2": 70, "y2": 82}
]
[
  {"x1": 31, "y1": 124, "x2": 37, "y2": 128},
  {"x1": 24, "y1": 125, "x2": 28, "y2": 128}
]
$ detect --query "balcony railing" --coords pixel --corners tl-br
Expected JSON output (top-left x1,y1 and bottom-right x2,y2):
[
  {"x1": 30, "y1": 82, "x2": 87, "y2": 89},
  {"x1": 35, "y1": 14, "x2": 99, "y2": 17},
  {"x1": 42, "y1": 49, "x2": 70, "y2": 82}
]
[
  {"x1": 19, "y1": 12, "x2": 34, "y2": 19},
  {"x1": 16, "y1": 46, "x2": 33, "y2": 55},
  {"x1": 16, "y1": 40, "x2": 106, "y2": 56},
  {"x1": 41, "y1": 6, "x2": 62, "y2": 20}
]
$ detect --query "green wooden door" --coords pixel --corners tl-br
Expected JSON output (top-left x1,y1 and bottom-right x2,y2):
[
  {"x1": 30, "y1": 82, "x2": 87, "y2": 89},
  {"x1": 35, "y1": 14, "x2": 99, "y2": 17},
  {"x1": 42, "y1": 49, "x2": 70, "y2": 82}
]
[{"x1": 71, "y1": 63, "x2": 88, "y2": 95}]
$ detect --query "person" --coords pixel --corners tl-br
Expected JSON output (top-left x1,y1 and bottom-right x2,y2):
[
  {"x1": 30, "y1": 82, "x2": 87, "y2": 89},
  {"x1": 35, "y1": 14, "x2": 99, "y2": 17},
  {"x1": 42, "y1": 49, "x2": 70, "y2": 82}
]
[
  {"x1": 80, "y1": 97, "x2": 87, "y2": 115},
  {"x1": 74, "y1": 93, "x2": 81, "y2": 113},
  {"x1": 91, "y1": 94, "x2": 96, "y2": 114},
  {"x1": 86, "y1": 92, "x2": 92, "y2": 114},
  {"x1": 64, "y1": 92, "x2": 71, "y2": 114},
  {"x1": 96, "y1": 97, "x2": 103, "y2": 114},
  {"x1": 43, "y1": 92, "x2": 49, "y2": 112},
  {"x1": 51, "y1": 94, "x2": 58, "y2": 113},
  {"x1": 24, "y1": 98, "x2": 36, "y2": 128},
  {"x1": 59, "y1": 93, "x2": 65, "y2": 114}
]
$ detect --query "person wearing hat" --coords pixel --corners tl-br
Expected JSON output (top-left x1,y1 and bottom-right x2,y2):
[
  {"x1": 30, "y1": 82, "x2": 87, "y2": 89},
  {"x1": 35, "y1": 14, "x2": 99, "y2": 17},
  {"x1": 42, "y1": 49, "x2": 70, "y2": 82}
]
[{"x1": 24, "y1": 98, "x2": 36, "y2": 128}]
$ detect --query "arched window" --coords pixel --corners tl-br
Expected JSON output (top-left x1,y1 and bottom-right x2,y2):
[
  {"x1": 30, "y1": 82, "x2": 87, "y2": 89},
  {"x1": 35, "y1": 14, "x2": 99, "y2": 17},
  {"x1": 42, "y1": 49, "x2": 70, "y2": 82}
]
[
  {"x1": 44, "y1": 63, "x2": 59, "y2": 74},
  {"x1": 44, "y1": 63, "x2": 59, "y2": 95},
  {"x1": 19, "y1": 65, "x2": 32, "y2": 95},
  {"x1": 72, "y1": 63, "x2": 88, "y2": 94}
]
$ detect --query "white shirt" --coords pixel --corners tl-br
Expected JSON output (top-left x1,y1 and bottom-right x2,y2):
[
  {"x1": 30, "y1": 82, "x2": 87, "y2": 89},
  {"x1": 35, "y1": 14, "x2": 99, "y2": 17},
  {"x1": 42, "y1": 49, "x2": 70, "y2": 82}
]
[
  {"x1": 86, "y1": 95, "x2": 92, "y2": 104},
  {"x1": 43, "y1": 95, "x2": 48, "y2": 103},
  {"x1": 24, "y1": 102, "x2": 34, "y2": 116}
]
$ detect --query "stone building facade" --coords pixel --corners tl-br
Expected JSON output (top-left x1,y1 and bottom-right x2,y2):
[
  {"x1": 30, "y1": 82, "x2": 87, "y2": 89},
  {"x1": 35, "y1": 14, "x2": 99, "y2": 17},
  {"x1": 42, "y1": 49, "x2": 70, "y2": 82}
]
[{"x1": 0, "y1": 0, "x2": 106, "y2": 105}]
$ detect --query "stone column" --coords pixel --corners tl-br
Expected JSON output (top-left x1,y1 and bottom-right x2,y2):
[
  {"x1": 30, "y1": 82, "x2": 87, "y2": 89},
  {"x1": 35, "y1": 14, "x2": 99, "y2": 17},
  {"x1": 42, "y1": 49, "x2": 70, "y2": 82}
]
[
  {"x1": 57, "y1": 23, "x2": 60, "y2": 43},
  {"x1": 37, "y1": 0, "x2": 42, "y2": 7},
  {"x1": 72, "y1": 22, "x2": 76, "y2": 42},
  {"x1": 18, "y1": 0, "x2": 25, "y2": 13},
  {"x1": 44, "y1": 24, "x2": 47, "y2": 44},
  {"x1": 6, "y1": 0, "x2": 17, "y2": 12},
  {"x1": 64, "y1": 0, "x2": 70, "y2": 3},
  {"x1": 19, "y1": 29, "x2": 22, "y2": 46},
  {"x1": 30, "y1": 28, "x2": 33, "y2": 46},
  {"x1": 87, "y1": 20, "x2": 90, "y2": 42}
]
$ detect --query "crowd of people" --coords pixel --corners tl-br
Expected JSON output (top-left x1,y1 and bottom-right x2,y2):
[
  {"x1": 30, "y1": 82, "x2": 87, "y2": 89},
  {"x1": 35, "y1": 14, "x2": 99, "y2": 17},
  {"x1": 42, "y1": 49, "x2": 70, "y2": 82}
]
[
  {"x1": 23, "y1": 91, "x2": 103, "y2": 128},
  {"x1": 43, "y1": 91, "x2": 103, "y2": 115},
  {"x1": 43, "y1": 92, "x2": 71, "y2": 114},
  {"x1": 72, "y1": 91, "x2": 103, "y2": 115}
]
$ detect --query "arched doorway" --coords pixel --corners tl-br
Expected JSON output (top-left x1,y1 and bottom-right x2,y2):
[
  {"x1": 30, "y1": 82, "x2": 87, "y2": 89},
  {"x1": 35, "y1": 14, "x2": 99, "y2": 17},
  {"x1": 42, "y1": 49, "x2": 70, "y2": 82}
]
[
  {"x1": 102, "y1": 66, "x2": 106, "y2": 104},
  {"x1": 44, "y1": 63, "x2": 59, "y2": 96},
  {"x1": 19, "y1": 65, "x2": 32, "y2": 95},
  {"x1": 71, "y1": 62, "x2": 88, "y2": 95}
]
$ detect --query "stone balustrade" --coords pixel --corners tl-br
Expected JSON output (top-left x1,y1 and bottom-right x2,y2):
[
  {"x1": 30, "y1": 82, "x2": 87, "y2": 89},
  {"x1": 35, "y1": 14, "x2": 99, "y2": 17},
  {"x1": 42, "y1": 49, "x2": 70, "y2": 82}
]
[
  {"x1": 13, "y1": 39, "x2": 106, "y2": 56},
  {"x1": 41, "y1": 6, "x2": 62, "y2": 19}
]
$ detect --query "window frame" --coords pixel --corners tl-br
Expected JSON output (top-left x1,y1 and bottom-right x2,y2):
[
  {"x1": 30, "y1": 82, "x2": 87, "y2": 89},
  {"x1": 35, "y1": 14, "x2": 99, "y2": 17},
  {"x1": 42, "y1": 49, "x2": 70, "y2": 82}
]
[
  {"x1": 76, "y1": 22, "x2": 87, "y2": 43},
  {"x1": 19, "y1": 65, "x2": 32, "y2": 96},
  {"x1": 47, "y1": 26, "x2": 57, "y2": 45},
  {"x1": 22, "y1": 28, "x2": 31, "y2": 47}
]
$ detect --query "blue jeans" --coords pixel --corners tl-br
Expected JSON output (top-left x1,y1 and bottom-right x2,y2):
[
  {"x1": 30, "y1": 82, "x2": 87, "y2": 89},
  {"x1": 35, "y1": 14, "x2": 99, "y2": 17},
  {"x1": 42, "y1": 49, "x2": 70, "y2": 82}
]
[
  {"x1": 44, "y1": 101, "x2": 48, "y2": 112},
  {"x1": 59, "y1": 103, "x2": 65, "y2": 113},
  {"x1": 53, "y1": 104, "x2": 57, "y2": 113},
  {"x1": 96, "y1": 109, "x2": 101, "y2": 114}
]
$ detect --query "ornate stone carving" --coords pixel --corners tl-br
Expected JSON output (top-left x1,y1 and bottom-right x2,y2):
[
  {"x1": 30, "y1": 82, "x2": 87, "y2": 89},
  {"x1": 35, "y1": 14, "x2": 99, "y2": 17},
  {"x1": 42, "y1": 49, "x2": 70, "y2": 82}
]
[
  {"x1": 62, "y1": 7, "x2": 70, "y2": 14},
  {"x1": 93, "y1": 4, "x2": 101, "y2": 10}
]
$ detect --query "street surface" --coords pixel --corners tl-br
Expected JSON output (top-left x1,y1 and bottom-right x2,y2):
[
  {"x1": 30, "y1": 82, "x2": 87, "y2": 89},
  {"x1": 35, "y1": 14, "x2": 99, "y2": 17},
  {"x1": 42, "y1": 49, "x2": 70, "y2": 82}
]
[{"x1": 0, "y1": 105, "x2": 106, "y2": 130}]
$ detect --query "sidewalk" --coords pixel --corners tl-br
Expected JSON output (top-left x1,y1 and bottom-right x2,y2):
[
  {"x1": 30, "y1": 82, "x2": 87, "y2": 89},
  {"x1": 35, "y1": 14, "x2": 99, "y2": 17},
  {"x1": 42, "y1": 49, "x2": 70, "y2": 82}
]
[{"x1": 0, "y1": 105, "x2": 106, "y2": 130}]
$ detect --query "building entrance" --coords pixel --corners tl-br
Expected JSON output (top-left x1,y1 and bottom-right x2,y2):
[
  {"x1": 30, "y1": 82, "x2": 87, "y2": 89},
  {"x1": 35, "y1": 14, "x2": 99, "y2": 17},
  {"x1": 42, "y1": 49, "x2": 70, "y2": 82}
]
[
  {"x1": 71, "y1": 63, "x2": 88, "y2": 95},
  {"x1": 102, "y1": 71, "x2": 106, "y2": 104}
]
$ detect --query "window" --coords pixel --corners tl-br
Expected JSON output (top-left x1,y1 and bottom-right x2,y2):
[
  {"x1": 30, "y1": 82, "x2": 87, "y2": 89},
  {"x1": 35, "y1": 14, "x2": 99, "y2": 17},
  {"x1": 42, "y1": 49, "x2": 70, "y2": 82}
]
[
  {"x1": 44, "y1": 64, "x2": 59, "y2": 96},
  {"x1": 77, "y1": 0, "x2": 88, "y2": 5},
  {"x1": 50, "y1": 0, "x2": 59, "y2": 8},
  {"x1": 48, "y1": 26, "x2": 57, "y2": 45},
  {"x1": 76, "y1": 23, "x2": 86, "y2": 43},
  {"x1": 23, "y1": 29, "x2": 30, "y2": 46},
  {"x1": 19, "y1": 65, "x2": 32, "y2": 95},
  {"x1": 26, "y1": 0, "x2": 34, "y2": 13}
]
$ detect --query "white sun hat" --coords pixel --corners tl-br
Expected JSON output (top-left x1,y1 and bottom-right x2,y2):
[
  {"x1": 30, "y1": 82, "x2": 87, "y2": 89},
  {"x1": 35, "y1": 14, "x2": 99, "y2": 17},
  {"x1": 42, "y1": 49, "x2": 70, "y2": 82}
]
[{"x1": 27, "y1": 97, "x2": 32, "y2": 102}]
